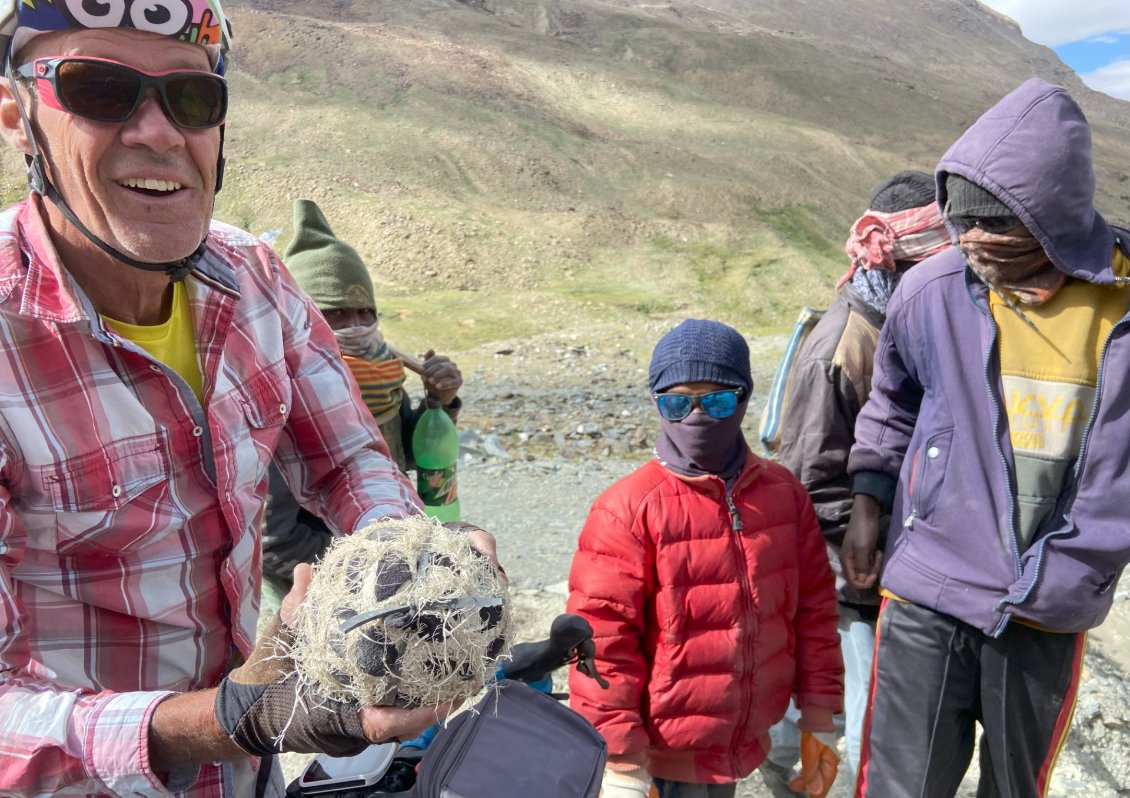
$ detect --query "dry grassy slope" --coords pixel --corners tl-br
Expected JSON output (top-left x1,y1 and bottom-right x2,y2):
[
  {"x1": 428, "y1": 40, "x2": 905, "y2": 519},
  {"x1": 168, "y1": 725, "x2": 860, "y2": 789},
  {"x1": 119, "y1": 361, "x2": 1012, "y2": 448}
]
[
  {"x1": 216, "y1": 0, "x2": 1129, "y2": 343},
  {"x1": 2, "y1": 0, "x2": 1129, "y2": 351}
]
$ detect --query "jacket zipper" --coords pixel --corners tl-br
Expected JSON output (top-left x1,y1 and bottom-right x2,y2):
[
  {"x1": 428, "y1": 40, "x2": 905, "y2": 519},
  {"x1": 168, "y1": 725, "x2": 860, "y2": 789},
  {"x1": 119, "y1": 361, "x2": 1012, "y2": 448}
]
[
  {"x1": 969, "y1": 279, "x2": 1022, "y2": 577},
  {"x1": 723, "y1": 482, "x2": 752, "y2": 762},
  {"x1": 725, "y1": 490, "x2": 744, "y2": 532}
]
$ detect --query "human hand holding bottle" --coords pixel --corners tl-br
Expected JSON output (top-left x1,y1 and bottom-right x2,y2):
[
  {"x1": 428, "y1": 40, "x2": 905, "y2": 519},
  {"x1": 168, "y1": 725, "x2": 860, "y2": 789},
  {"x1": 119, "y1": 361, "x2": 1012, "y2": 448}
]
[{"x1": 420, "y1": 349, "x2": 462, "y2": 407}]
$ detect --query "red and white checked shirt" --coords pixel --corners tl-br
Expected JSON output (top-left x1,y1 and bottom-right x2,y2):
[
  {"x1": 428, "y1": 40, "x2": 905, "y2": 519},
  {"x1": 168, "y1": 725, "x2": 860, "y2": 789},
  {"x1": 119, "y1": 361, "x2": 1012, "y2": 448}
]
[{"x1": 0, "y1": 198, "x2": 420, "y2": 797}]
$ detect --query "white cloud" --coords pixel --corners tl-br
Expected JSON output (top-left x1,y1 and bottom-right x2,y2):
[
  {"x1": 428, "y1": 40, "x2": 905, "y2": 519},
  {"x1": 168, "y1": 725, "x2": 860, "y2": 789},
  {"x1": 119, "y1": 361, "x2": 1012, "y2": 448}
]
[
  {"x1": 1089, "y1": 35, "x2": 1121, "y2": 45},
  {"x1": 1082, "y1": 58, "x2": 1130, "y2": 101},
  {"x1": 980, "y1": 0, "x2": 1129, "y2": 47}
]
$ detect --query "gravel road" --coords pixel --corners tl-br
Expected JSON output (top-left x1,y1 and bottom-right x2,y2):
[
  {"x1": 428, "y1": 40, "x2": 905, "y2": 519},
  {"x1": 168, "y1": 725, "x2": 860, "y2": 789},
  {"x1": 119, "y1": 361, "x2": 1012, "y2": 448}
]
[{"x1": 457, "y1": 450, "x2": 1130, "y2": 798}]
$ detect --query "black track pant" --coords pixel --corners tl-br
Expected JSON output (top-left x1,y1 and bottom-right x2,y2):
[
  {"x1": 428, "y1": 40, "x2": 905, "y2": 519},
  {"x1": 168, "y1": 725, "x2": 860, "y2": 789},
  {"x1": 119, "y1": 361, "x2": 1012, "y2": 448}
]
[{"x1": 854, "y1": 600, "x2": 1085, "y2": 798}]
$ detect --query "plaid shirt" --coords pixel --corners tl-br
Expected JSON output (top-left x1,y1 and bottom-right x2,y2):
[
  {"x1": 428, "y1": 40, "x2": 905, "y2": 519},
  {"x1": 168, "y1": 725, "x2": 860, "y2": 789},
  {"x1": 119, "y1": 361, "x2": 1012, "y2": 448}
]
[{"x1": 0, "y1": 198, "x2": 419, "y2": 797}]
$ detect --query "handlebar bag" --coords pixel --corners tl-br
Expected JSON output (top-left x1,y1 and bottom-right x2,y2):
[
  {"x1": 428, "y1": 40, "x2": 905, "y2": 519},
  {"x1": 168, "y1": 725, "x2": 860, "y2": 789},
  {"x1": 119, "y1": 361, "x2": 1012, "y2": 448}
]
[{"x1": 412, "y1": 680, "x2": 606, "y2": 798}]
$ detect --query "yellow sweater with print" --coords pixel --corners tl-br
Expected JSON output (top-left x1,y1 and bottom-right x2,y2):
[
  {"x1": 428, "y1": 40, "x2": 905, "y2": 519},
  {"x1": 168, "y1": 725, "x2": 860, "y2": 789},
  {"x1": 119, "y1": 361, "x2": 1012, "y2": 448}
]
[
  {"x1": 992, "y1": 248, "x2": 1130, "y2": 548},
  {"x1": 882, "y1": 247, "x2": 1130, "y2": 609}
]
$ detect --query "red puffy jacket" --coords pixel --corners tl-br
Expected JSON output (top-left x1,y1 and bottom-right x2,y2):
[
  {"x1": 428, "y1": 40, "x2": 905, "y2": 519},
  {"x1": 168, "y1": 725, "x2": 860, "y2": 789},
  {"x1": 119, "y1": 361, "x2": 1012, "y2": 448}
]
[{"x1": 567, "y1": 454, "x2": 843, "y2": 784}]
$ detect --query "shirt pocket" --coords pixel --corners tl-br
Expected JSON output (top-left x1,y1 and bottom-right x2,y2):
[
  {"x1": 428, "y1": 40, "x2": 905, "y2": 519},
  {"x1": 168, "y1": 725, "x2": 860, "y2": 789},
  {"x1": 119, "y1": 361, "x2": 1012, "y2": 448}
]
[
  {"x1": 236, "y1": 364, "x2": 290, "y2": 473},
  {"x1": 238, "y1": 365, "x2": 290, "y2": 431},
  {"x1": 217, "y1": 362, "x2": 291, "y2": 502},
  {"x1": 31, "y1": 431, "x2": 177, "y2": 556}
]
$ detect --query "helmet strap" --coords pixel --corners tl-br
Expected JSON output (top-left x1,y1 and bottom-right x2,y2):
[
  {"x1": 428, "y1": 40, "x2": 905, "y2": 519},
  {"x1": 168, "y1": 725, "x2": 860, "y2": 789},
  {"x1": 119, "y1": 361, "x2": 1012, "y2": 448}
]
[
  {"x1": 215, "y1": 123, "x2": 226, "y2": 194},
  {"x1": 36, "y1": 172, "x2": 199, "y2": 280}
]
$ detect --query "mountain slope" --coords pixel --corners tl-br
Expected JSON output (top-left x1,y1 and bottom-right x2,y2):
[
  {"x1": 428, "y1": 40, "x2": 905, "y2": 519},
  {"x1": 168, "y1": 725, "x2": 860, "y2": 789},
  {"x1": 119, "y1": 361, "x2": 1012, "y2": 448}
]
[{"x1": 2, "y1": 0, "x2": 1127, "y2": 347}]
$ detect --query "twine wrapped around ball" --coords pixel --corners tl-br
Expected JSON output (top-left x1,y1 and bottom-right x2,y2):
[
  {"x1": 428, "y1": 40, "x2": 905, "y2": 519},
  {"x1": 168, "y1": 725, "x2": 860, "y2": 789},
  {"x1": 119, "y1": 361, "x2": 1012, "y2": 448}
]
[{"x1": 290, "y1": 515, "x2": 510, "y2": 708}]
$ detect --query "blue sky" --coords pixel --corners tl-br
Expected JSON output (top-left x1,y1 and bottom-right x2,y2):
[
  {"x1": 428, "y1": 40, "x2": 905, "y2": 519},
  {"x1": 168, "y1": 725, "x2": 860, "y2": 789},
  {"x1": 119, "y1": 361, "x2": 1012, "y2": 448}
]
[{"x1": 980, "y1": 0, "x2": 1130, "y2": 100}]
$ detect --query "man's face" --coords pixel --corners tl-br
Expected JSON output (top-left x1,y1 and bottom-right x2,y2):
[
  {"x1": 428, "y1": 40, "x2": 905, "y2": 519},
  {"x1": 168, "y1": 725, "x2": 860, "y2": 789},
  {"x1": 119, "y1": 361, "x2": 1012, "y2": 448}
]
[{"x1": 9, "y1": 28, "x2": 220, "y2": 264}]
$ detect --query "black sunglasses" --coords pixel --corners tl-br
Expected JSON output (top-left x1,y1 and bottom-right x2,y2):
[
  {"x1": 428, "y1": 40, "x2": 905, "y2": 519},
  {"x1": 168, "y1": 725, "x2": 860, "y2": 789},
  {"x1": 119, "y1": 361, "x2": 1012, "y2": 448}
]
[
  {"x1": 17, "y1": 56, "x2": 227, "y2": 130},
  {"x1": 654, "y1": 388, "x2": 745, "y2": 421}
]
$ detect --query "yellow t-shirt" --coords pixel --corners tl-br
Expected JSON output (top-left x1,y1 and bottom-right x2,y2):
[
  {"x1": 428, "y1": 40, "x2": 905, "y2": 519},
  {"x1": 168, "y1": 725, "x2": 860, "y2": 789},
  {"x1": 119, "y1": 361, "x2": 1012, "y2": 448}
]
[
  {"x1": 991, "y1": 247, "x2": 1130, "y2": 548},
  {"x1": 104, "y1": 280, "x2": 204, "y2": 405}
]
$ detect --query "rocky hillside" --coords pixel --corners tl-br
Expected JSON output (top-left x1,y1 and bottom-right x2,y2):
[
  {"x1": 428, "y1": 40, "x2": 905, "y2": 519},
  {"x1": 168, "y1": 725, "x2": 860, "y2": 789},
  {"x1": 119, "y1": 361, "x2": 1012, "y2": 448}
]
[
  {"x1": 6, "y1": 0, "x2": 1126, "y2": 343},
  {"x1": 210, "y1": 0, "x2": 1128, "y2": 332}
]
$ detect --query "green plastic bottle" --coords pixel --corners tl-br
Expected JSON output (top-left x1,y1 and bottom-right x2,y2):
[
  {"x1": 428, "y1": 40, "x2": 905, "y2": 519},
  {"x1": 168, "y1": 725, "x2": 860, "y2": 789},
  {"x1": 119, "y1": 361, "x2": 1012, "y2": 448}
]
[{"x1": 412, "y1": 397, "x2": 461, "y2": 522}]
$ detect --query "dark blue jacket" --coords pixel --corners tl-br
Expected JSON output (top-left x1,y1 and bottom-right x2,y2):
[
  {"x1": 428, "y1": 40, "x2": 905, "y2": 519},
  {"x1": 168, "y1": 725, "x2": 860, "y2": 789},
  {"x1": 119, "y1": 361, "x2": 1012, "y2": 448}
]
[{"x1": 849, "y1": 79, "x2": 1130, "y2": 636}]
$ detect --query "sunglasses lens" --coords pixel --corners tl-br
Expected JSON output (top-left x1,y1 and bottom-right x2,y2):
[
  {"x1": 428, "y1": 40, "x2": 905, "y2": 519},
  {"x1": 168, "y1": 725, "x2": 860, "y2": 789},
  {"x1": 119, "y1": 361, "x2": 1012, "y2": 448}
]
[
  {"x1": 165, "y1": 74, "x2": 227, "y2": 128},
  {"x1": 700, "y1": 390, "x2": 740, "y2": 418},
  {"x1": 42, "y1": 59, "x2": 225, "y2": 129},
  {"x1": 55, "y1": 60, "x2": 140, "y2": 122},
  {"x1": 657, "y1": 394, "x2": 692, "y2": 421}
]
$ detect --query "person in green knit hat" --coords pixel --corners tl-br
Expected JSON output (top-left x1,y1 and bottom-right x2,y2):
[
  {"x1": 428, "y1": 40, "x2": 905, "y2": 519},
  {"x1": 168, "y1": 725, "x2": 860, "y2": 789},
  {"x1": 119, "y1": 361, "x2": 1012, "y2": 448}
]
[{"x1": 260, "y1": 198, "x2": 464, "y2": 610}]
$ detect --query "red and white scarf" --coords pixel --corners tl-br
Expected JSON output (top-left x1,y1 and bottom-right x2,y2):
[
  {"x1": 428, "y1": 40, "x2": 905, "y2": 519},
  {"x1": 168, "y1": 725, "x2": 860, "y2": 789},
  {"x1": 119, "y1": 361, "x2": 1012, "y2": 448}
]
[{"x1": 837, "y1": 202, "x2": 950, "y2": 289}]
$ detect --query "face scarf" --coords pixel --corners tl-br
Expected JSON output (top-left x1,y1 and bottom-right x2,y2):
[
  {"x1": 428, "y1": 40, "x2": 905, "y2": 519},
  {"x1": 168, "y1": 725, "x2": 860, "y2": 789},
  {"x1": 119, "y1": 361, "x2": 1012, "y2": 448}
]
[
  {"x1": 958, "y1": 225, "x2": 1063, "y2": 305},
  {"x1": 334, "y1": 322, "x2": 386, "y2": 360},
  {"x1": 654, "y1": 401, "x2": 748, "y2": 485},
  {"x1": 850, "y1": 267, "x2": 900, "y2": 316},
  {"x1": 334, "y1": 322, "x2": 407, "y2": 422},
  {"x1": 836, "y1": 202, "x2": 950, "y2": 290}
]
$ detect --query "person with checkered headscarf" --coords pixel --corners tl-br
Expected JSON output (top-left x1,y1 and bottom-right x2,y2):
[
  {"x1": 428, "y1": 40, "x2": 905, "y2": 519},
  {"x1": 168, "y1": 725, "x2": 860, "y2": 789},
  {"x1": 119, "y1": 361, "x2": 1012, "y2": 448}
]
[{"x1": 759, "y1": 169, "x2": 951, "y2": 797}]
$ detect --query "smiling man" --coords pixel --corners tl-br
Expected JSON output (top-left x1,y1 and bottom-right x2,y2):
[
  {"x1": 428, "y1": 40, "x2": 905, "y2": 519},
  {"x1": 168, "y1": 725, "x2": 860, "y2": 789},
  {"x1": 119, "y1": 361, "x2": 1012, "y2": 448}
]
[{"x1": 0, "y1": 2, "x2": 465, "y2": 797}]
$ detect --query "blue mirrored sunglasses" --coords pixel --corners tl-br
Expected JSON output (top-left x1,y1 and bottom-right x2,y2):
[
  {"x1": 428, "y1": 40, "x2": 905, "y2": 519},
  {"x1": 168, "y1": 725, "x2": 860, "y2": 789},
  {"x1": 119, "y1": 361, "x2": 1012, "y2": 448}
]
[{"x1": 654, "y1": 388, "x2": 744, "y2": 421}]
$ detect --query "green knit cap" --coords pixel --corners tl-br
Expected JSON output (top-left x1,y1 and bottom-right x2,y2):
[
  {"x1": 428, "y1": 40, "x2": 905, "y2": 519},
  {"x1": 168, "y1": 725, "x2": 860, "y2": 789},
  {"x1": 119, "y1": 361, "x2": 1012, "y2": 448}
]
[{"x1": 283, "y1": 199, "x2": 376, "y2": 312}]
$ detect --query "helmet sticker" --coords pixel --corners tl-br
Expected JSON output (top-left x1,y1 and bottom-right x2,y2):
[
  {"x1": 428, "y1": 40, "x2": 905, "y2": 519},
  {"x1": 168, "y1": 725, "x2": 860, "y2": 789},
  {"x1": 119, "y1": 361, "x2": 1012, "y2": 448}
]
[{"x1": 4, "y1": 0, "x2": 227, "y2": 48}]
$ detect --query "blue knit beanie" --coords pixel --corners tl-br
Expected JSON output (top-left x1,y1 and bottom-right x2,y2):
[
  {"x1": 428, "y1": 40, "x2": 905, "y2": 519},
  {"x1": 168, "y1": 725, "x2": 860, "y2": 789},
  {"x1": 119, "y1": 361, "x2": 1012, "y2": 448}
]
[{"x1": 648, "y1": 319, "x2": 752, "y2": 394}]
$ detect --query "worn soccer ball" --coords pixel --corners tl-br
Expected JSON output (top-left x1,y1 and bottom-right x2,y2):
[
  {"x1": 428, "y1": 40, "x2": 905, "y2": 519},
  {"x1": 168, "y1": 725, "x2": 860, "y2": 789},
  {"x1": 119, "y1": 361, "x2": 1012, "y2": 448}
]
[{"x1": 290, "y1": 515, "x2": 509, "y2": 707}]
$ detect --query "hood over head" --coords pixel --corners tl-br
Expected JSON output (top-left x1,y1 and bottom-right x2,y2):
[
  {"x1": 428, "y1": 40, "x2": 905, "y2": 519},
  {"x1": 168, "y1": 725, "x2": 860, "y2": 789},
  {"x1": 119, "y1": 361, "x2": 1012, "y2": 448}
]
[{"x1": 936, "y1": 78, "x2": 1115, "y2": 285}]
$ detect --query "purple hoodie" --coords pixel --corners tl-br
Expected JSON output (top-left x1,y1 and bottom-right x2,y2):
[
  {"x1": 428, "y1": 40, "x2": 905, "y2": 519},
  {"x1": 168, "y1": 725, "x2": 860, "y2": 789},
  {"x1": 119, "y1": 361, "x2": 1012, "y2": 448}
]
[{"x1": 848, "y1": 79, "x2": 1130, "y2": 636}]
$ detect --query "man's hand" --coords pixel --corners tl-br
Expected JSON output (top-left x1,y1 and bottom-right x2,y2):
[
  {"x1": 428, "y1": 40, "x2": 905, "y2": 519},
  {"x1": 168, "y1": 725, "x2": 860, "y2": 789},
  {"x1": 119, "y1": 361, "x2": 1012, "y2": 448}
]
[
  {"x1": 442, "y1": 522, "x2": 507, "y2": 589},
  {"x1": 420, "y1": 350, "x2": 462, "y2": 407},
  {"x1": 841, "y1": 494, "x2": 883, "y2": 590},
  {"x1": 214, "y1": 565, "x2": 446, "y2": 757}
]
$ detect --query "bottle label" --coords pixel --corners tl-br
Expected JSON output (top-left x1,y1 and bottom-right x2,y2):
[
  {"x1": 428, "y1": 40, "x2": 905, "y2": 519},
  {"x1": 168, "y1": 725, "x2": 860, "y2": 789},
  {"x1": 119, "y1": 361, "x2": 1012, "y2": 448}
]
[{"x1": 417, "y1": 465, "x2": 457, "y2": 507}]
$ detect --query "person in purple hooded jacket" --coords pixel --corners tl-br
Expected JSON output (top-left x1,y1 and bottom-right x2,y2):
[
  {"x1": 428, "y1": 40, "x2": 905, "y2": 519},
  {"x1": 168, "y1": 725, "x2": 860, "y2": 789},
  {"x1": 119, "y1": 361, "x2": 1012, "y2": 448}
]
[{"x1": 841, "y1": 78, "x2": 1130, "y2": 798}]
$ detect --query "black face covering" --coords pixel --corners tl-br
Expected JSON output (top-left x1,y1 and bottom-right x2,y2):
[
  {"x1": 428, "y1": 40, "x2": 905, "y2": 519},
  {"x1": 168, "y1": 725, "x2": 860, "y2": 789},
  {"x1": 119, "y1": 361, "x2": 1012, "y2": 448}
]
[{"x1": 654, "y1": 401, "x2": 748, "y2": 484}]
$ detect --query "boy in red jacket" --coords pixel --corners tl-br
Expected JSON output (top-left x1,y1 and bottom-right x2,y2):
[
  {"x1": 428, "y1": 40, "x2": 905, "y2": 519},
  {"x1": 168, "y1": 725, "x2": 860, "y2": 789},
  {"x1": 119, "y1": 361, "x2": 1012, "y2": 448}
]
[{"x1": 567, "y1": 319, "x2": 844, "y2": 798}]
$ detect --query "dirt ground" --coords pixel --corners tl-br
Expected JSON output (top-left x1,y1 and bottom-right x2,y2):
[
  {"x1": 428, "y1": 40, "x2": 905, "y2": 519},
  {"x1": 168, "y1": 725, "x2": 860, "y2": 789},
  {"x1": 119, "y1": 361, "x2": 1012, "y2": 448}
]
[{"x1": 273, "y1": 461, "x2": 1130, "y2": 798}]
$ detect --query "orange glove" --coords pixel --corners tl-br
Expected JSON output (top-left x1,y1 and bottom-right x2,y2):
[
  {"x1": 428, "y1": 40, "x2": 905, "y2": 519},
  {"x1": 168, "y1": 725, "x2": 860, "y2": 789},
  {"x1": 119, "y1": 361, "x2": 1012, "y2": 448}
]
[{"x1": 788, "y1": 731, "x2": 839, "y2": 798}]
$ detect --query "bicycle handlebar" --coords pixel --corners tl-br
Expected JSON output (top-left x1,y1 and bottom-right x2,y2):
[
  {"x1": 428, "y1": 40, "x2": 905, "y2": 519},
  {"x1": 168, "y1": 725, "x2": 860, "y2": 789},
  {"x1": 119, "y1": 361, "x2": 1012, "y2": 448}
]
[{"x1": 500, "y1": 613, "x2": 609, "y2": 688}]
